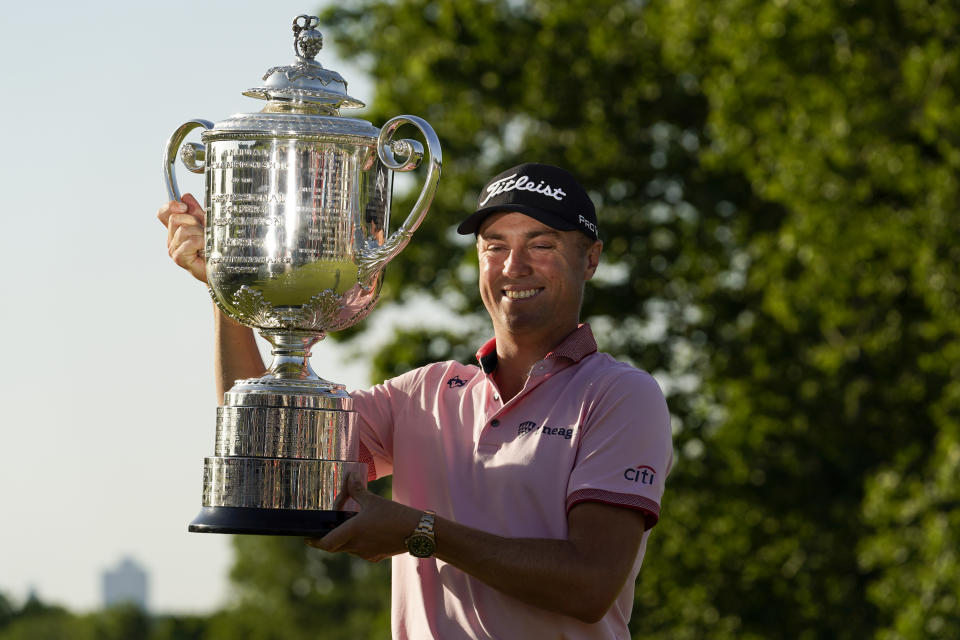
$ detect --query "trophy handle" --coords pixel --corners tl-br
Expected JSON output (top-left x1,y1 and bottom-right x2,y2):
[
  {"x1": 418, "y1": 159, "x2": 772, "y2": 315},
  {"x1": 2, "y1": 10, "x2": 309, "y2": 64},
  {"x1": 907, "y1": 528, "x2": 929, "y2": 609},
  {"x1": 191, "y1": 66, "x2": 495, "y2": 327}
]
[
  {"x1": 163, "y1": 119, "x2": 215, "y2": 201},
  {"x1": 360, "y1": 115, "x2": 442, "y2": 282}
]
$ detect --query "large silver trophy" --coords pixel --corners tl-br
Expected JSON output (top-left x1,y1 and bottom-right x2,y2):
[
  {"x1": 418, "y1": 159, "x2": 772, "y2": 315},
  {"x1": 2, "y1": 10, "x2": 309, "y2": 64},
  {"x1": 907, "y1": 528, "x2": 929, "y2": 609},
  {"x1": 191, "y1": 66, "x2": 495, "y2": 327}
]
[{"x1": 163, "y1": 15, "x2": 441, "y2": 536}]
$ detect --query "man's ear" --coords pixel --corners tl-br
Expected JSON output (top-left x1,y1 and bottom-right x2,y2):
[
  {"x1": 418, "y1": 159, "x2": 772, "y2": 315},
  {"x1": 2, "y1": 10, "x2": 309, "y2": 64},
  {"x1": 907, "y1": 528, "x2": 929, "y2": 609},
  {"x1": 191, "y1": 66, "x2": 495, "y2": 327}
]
[{"x1": 584, "y1": 240, "x2": 603, "y2": 281}]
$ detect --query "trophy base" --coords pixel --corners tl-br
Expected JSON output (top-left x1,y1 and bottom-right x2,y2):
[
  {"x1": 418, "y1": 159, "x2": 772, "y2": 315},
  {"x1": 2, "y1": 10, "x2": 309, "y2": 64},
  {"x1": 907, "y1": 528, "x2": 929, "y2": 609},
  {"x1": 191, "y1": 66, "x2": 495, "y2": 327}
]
[{"x1": 188, "y1": 506, "x2": 356, "y2": 537}]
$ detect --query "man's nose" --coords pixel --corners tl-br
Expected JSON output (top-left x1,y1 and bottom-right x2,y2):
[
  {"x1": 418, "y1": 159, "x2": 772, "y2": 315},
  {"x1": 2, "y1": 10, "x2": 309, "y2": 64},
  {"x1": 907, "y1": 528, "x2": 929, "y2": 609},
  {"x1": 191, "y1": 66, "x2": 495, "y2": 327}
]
[{"x1": 503, "y1": 248, "x2": 532, "y2": 277}]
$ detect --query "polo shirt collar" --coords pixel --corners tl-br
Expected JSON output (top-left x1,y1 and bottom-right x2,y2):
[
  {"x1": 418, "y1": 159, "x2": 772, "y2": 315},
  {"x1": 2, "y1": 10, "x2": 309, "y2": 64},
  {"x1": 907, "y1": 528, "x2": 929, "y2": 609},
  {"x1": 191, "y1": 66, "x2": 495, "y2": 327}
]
[{"x1": 475, "y1": 323, "x2": 599, "y2": 374}]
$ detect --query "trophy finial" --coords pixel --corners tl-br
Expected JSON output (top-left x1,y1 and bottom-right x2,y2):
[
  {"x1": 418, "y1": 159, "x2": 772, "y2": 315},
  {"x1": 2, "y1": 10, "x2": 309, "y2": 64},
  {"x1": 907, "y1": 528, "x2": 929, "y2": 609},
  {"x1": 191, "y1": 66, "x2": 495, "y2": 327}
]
[
  {"x1": 293, "y1": 15, "x2": 323, "y2": 62},
  {"x1": 243, "y1": 15, "x2": 363, "y2": 112}
]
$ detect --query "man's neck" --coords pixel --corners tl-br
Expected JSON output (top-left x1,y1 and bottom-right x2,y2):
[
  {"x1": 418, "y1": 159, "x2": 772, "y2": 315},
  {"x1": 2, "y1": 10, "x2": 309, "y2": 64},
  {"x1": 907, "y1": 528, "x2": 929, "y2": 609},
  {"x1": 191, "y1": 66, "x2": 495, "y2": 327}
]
[{"x1": 492, "y1": 324, "x2": 577, "y2": 402}]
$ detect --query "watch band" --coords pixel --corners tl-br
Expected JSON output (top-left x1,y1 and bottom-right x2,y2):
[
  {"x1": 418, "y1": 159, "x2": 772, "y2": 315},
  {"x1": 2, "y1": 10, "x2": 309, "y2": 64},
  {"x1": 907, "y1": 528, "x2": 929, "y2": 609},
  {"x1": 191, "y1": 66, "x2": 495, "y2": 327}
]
[
  {"x1": 405, "y1": 509, "x2": 437, "y2": 558},
  {"x1": 414, "y1": 510, "x2": 436, "y2": 535}
]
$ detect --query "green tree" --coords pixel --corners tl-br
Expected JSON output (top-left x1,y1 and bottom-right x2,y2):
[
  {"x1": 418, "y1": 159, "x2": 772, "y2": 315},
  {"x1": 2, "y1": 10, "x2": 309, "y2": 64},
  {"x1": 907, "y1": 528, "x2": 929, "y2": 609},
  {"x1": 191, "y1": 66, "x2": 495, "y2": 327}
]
[
  {"x1": 218, "y1": 0, "x2": 959, "y2": 637},
  {"x1": 90, "y1": 604, "x2": 151, "y2": 640},
  {"x1": 0, "y1": 593, "x2": 92, "y2": 640},
  {"x1": 150, "y1": 613, "x2": 211, "y2": 640},
  {"x1": 0, "y1": 590, "x2": 220, "y2": 640},
  {"x1": 0, "y1": 593, "x2": 13, "y2": 631},
  {"x1": 207, "y1": 482, "x2": 392, "y2": 640},
  {"x1": 657, "y1": 0, "x2": 960, "y2": 637}
]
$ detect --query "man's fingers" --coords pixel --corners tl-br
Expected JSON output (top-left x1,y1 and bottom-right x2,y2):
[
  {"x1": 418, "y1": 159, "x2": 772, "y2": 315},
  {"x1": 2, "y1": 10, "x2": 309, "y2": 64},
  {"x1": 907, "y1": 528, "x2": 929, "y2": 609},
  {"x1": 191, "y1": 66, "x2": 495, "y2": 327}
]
[
  {"x1": 158, "y1": 193, "x2": 208, "y2": 284},
  {"x1": 157, "y1": 200, "x2": 187, "y2": 227},
  {"x1": 167, "y1": 212, "x2": 203, "y2": 249},
  {"x1": 170, "y1": 231, "x2": 203, "y2": 257},
  {"x1": 169, "y1": 216, "x2": 204, "y2": 242},
  {"x1": 167, "y1": 213, "x2": 203, "y2": 256},
  {"x1": 170, "y1": 236, "x2": 204, "y2": 270},
  {"x1": 333, "y1": 471, "x2": 357, "y2": 511},
  {"x1": 306, "y1": 517, "x2": 354, "y2": 552},
  {"x1": 181, "y1": 193, "x2": 205, "y2": 224},
  {"x1": 157, "y1": 194, "x2": 203, "y2": 228},
  {"x1": 332, "y1": 489, "x2": 350, "y2": 512},
  {"x1": 304, "y1": 536, "x2": 329, "y2": 551},
  {"x1": 334, "y1": 472, "x2": 368, "y2": 511}
]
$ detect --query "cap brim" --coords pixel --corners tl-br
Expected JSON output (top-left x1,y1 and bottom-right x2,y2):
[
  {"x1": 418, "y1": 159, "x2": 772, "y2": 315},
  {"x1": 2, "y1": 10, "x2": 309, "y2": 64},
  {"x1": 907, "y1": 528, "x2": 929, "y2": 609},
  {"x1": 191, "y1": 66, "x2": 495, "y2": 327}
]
[{"x1": 456, "y1": 204, "x2": 581, "y2": 236}]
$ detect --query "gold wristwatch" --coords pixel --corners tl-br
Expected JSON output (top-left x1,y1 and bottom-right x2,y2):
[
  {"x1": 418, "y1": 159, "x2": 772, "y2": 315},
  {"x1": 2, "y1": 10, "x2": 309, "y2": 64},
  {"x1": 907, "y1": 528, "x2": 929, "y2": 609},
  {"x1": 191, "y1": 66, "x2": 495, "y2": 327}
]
[{"x1": 404, "y1": 510, "x2": 437, "y2": 558}]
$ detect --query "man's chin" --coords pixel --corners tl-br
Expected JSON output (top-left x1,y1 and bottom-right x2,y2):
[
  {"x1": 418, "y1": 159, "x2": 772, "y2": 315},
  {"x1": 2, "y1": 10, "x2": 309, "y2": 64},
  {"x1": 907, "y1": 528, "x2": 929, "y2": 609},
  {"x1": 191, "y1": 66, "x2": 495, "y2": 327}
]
[{"x1": 497, "y1": 313, "x2": 547, "y2": 336}]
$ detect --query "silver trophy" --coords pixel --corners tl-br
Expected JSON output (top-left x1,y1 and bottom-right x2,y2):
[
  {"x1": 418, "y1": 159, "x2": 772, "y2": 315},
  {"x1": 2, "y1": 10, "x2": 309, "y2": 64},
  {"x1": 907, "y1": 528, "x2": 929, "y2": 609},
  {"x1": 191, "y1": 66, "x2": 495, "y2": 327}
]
[{"x1": 163, "y1": 15, "x2": 441, "y2": 535}]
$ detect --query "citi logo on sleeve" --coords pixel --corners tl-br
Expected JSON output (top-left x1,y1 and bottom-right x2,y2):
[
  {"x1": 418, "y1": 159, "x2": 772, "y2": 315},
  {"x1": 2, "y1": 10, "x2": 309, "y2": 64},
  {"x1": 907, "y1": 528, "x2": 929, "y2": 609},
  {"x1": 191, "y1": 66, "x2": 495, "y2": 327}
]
[
  {"x1": 624, "y1": 465, "x2": 656, "y2": 485},
  {"x1": 446, "y1": 375, "x2": 466, "y2": 388}
]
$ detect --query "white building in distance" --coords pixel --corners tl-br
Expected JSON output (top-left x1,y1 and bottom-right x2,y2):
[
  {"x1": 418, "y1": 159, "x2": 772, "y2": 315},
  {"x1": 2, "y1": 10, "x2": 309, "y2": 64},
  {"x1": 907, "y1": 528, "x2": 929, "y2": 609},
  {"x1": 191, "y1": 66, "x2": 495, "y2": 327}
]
[{"x1": 101, "y1": 556, "x2": 148, "y2": 610}]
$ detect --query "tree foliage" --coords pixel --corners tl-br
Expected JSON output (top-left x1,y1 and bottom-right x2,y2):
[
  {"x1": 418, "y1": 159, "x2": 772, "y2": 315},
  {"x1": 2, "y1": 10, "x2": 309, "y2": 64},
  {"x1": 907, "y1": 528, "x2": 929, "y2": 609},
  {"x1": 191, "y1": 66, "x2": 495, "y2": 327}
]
[
  {"x1": 311, "y1": 1, "x2": 960, "y2": 638},
  {"x1": 0, "y1": 592, "x2": 209, "y2": 640},
  {"x1": 657, "y1": 1, "x2": 960, "y2": 637},
  {"x1": 205, "y1": 529, "x2": 391, "y2": 640}
]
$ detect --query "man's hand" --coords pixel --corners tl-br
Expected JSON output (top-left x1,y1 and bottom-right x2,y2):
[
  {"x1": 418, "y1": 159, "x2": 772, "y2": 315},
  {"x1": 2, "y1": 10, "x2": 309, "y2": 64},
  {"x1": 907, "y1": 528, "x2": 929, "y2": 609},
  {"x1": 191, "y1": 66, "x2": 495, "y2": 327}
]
[
  {"x1": 158, "y1": 193, "x2": 206, "y2": 283},
  {"x1": 306, "y1": 473, "x2": 421, "y2": 562}
]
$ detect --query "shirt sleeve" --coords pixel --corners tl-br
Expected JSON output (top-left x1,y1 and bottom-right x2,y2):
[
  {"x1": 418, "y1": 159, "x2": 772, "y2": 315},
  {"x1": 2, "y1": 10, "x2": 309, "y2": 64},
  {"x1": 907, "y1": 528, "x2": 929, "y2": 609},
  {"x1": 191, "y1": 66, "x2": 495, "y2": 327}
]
[
  {"x1": 350, "y1": 366, "x2": 428, "y2": 481},
  {"x1": 566, "y1": 367, "x2": 673, "y2": 530},
  {"x1": 350, "y1": 382, "x2": 398, "y2": 482}
]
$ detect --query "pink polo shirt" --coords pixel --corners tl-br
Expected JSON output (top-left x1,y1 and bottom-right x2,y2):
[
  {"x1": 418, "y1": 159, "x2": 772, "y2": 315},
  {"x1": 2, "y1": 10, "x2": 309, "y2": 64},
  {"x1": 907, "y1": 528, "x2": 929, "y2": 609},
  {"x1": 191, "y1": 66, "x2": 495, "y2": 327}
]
[{"x1": 352, "y1": 324, "x2": 673, "y2": 640}]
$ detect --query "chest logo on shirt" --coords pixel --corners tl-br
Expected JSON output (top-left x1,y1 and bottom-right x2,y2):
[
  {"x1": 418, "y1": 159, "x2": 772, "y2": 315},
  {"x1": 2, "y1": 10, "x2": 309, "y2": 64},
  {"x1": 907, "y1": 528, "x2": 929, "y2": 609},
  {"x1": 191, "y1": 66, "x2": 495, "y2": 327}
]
[
  {"x1": 446, "y1": 375, "x2": 466, "y2": 388},
  {"x1": 624, "y1": 465, "x2": 656, "y2": 485},
  {"x1": 517, "y1": 421, "x2": 575, "y2": 440}
]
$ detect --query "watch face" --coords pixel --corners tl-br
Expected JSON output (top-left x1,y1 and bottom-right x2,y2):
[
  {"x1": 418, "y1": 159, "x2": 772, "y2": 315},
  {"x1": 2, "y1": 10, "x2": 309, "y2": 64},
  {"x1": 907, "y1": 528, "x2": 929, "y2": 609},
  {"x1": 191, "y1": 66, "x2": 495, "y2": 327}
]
[{"x1": 407, "y1": 534, "x2": 436, "y2": 558}]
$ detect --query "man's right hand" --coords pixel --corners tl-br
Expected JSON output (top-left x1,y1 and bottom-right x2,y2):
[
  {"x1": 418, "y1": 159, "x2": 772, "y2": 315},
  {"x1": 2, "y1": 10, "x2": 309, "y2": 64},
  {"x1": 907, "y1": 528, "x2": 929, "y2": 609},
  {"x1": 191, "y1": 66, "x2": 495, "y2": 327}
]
[{"x1": 158, "y1": 193, "x2": 207, "y2": 283}]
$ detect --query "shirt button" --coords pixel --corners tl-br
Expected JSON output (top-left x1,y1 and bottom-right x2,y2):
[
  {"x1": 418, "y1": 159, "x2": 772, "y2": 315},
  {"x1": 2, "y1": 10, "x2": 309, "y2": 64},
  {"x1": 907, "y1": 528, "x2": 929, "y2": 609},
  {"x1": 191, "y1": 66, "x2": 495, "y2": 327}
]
[
  {"x1": 493, "y1": 393, "x2": 500, "y2": 401},
  {"x1": 491, "y1": 419, "x2": 500, "y2": 427}
]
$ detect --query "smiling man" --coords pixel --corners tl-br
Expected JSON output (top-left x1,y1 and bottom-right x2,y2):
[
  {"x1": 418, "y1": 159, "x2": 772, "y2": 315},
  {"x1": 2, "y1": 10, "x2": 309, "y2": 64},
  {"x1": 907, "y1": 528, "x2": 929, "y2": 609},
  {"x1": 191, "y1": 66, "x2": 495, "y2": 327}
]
[{"x1": 158, "y1": 162, "x2": 673, "y2": 640}]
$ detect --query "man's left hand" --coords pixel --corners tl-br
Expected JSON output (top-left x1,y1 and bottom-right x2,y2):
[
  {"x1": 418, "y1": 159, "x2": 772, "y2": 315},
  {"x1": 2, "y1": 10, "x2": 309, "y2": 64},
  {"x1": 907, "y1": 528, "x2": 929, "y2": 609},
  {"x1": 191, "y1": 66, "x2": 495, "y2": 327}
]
[{"x1": 305, "y1": 473, "x2": 421, "y2": 562}]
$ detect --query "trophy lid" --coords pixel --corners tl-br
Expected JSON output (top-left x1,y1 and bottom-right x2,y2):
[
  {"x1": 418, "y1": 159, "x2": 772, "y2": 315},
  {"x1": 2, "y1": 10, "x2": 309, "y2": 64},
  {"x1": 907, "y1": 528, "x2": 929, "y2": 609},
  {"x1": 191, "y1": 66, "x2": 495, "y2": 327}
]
[{"x1": 242, "y1": 15, "x2": 364, "y2": 114}]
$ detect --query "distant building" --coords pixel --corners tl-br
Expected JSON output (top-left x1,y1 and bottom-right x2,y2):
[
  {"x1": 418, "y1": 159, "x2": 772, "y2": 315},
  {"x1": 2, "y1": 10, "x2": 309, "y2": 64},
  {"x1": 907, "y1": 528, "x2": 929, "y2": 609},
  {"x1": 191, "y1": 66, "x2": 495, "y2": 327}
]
[{"x1": 102, "y1": 557, "x2": 148, "y2": 610}]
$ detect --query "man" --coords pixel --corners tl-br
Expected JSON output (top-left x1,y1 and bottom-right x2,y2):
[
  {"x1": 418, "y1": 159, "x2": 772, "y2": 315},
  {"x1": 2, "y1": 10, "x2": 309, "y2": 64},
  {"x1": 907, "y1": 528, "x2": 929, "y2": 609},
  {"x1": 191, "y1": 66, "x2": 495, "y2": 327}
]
[{"x1": 159, "y1": 162, "x2": 673, "y2": 639}]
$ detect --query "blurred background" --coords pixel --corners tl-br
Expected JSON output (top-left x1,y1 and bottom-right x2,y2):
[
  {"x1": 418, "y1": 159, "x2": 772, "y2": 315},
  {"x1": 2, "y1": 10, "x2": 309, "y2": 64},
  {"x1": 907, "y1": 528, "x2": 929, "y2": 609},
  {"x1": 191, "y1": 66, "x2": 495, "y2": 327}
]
[{"x1": 1, "y1": 0, "x2": 958, "y2": 638}]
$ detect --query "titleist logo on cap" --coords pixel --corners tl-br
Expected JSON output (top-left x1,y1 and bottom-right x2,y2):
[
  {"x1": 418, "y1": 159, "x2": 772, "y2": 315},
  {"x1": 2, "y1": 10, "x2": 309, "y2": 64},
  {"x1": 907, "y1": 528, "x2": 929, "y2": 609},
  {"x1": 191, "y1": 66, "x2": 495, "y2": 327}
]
[
  {"x1": 457, "y1": 162, "x2": 599, "y2": 240},
  {"x1": 478, "y1": 173, "x2": 567, "y2": 207}
]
